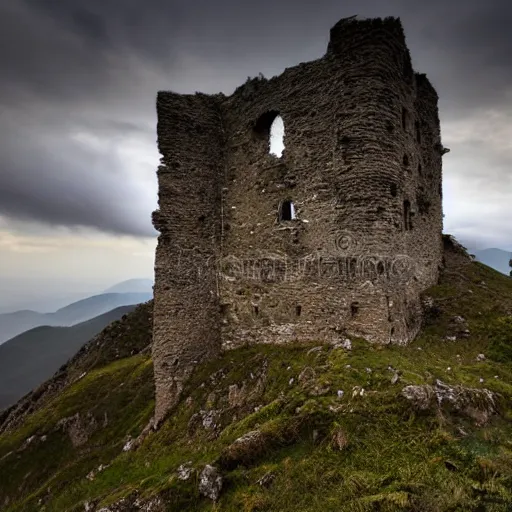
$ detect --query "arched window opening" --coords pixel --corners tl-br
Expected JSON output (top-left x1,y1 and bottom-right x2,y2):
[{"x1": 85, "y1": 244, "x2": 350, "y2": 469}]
[
  {"x1": 269, "y1": 115, "x2": 285, "y2": 157},
  {"x1": 296, "y1": 305, "x2": 302, "y2": 317},
  {"x1": 254, "y1": 111, "x2": 285, "y2": 158},
  {"x1": 403, "y1": 200, "x2": 412, "y2": 231},
  {"x1": 279, "y1": 200, "x2": 296, "y2": 221},
  {"x1": 390, "y1": 183, "x2": 398, "y2": 197},
  {"x1": 254, "y1": 110, "x2": 279, "y2": 136}
]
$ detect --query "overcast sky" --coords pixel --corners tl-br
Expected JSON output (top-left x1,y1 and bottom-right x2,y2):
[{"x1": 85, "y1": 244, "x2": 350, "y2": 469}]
[{"x1": 0, "y1": 0, "x2": 511, "y2": 309}]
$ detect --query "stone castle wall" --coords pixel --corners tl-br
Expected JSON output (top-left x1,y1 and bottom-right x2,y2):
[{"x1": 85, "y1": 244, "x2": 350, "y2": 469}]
[
  {"x1": 152, "y1": 16, "x2": 445, "y2": 423},
  {"x1": 152, "y1": 92, "x2": 224, "y2": 424}
]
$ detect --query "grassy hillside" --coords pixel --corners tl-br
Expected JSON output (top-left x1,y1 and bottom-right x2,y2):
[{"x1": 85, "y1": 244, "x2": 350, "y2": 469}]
[
  {"x1": 0, "y1": 305, "x2": 138, "y2": 410},
  {"x1": 2, "y1": 240, "x2": 512, "y2": 511}
]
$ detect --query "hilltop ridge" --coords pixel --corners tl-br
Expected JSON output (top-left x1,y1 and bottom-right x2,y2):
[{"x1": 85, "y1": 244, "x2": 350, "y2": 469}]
[{"x1": 2, "y1": 238, "x2": 512, "y2": 511}]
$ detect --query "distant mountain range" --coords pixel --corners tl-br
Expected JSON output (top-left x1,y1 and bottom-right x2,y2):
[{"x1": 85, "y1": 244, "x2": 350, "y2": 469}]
[
  {"x1": 0, "y1": 291, "x2": 152, "y2": 344},
  {"x1": 472, "y1": 248, "x2": 511, "y2": 276},
  {"x1": 104, "y1": 278, "x2": 153, "y2": 294},
  {"x1": 0, "y1": 305, "x2": 137, "y2": 411}
]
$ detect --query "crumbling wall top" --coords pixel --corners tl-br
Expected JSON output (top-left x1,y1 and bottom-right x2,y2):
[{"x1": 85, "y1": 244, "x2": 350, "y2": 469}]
[{"x1": 327, "y1": 16, "x2": 406, "y2": 56}]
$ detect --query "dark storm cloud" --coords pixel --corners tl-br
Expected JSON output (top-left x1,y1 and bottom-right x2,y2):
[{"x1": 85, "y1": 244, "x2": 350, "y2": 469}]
[{"x1": 0, "y1": 0, "x2": 511, "y2": 240}]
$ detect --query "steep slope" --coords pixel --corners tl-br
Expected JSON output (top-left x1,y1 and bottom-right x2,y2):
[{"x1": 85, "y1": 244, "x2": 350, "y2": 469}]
[
  {"x1": 2, "y1": 240, "x2": 512, "y2": 511},
  {"x1": 473, "y1": 248, "x2": 511, "y2": 276},
  {"x1": 0, "y1": 305, "x2": 138, "y2": 411},
  {"x1": 0, "y1": 292, "x2": 152, "y2": 344}
]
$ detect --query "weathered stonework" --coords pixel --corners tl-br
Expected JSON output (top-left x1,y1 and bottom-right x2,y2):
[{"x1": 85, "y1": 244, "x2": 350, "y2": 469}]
[{"x1": 152, "y1": 16, "x2": 446, "y2": 424}]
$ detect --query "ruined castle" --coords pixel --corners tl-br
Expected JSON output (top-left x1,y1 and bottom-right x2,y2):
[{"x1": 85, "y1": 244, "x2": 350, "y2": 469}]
[{"x1": 151, "y1": 16, "x2": 448, "y2": 423}]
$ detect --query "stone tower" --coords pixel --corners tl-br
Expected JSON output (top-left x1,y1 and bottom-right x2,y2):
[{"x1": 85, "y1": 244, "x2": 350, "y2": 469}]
[{"x1": 151, "y1": 16, "x2": 446, "y2": 424}]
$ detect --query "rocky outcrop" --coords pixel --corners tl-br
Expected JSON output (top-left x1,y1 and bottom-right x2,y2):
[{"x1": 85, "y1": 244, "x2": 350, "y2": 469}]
[
  {"x1": 57, "y1": 412, "x2": 98, "y2": 447},
  {"x1": 402, "y1": 380, "x2": 500, "y2": 425},
  {"x1": 198, "y1": 465, "x2": 223, "y2": 502}
]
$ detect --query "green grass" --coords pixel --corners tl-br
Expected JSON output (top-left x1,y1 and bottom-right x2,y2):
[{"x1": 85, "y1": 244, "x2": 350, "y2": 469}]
[{"x1": 2, "y1": 256, "x2": 512, "y2": 511}]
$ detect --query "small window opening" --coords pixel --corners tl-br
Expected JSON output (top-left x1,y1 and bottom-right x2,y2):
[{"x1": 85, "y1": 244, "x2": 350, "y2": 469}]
[
  {"x1": 339, "y1": 135, "x2": 352, "y2": 163},
  {"x1": 296, "y1": 305, "x2": 302, "y2": 317},
  {"x1": 403, "y1": 200, "x2": 412, "y2": 231},
  {"x1": 390, "y1": 183, "x2": 398, "y2": 197},
  {"x1": 415, "y1": 121, "x2": 421, "y2": 143},
  {"x1": 253, "y1": 305, "x2": 259, "y2": 316},
  {"x1": 350, "y1": 302, "x2": 359, "y2": 317},
  {"x1": 403, "y1": 154, "x2": 409, "y2": 167},
  {"x1": 418, "y1": 163, "x2": 422, "y2": 176},
  {"x1": 402, "y1": 108, "x2": 408, "y2": 130},
  {"x1": 269, "y1": 115, "x2": 285, "y2": 157},
  {"x1": 279, "y1": 200, "x2": 296, "y2": 221}
]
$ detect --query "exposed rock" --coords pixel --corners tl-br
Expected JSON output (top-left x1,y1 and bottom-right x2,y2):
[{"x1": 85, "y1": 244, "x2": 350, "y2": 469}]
[
  {"x1": 203, "y1": 410, "x2": 218, "y2": 430},
  {"x1": 95, "y1": 494, "x2": 165, "y2": 511},
  {"x1": 402, "y1": 380, "x2": 499, "y2": 425},
  {"x1": 334, "y1": 339, "x2": 352, "y2": 351},
  {"x1": 257, "y1": 471, "x2": 275, "y2": 488},
  {"x1": 19, "y1": 435, "x2": 37, "y2": 451},
  {"x1": 177, "y1": 462, "x2": 194, "y2": 481},
  {"x1": 57, "y1": 412, "x2": 98, "y2": 447},
  {"x1": 391, "y1": 373, "x2": 400, "y2": 385},
  {"x1": 199, "y1": 465, "x2": 223, "y2": 502},
  {"x1": 331, "y1": 427, "x2": 349, "y2": 450},
  {"x1": 219, "y1": 430, "x2": 266, "y2": 469},
  {"x1": 228, "y1": 383, "x2": 246, "y2": 407},
  {"x1": 352, "y1": 386, "x2": 365, "y2": 398},
  {"x1": 86, "y1": 464, "x2": 109, "y2": 481},
  {"x1": 476, "y1": 354, "x2": 486, "y2": 362},
  {"x1": 133, "y1": 496, "x2": 165, "y2": 511},
  {"x1": 122, "y1": 438, "x2": 134, "y2": 452}
]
